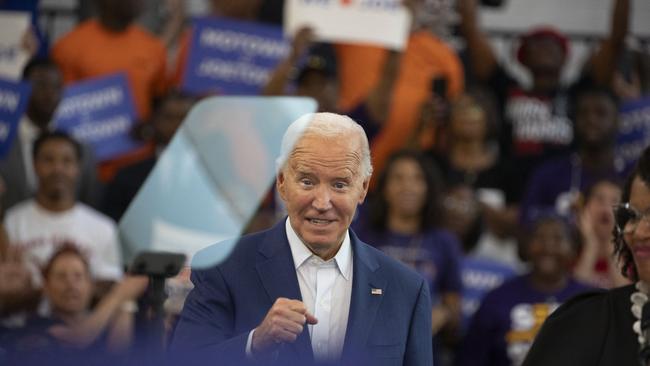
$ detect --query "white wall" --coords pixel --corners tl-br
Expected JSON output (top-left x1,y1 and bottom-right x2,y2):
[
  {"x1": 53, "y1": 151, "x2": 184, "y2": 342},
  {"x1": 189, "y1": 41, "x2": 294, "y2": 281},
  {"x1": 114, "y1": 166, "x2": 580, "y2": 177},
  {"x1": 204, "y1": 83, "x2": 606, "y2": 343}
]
[
  {"x1": 472, "y1": 0, "x2": 650, "y2": 87},
  {"x1": 480, "y1": 0, "x2": 650, "y2": 37}
]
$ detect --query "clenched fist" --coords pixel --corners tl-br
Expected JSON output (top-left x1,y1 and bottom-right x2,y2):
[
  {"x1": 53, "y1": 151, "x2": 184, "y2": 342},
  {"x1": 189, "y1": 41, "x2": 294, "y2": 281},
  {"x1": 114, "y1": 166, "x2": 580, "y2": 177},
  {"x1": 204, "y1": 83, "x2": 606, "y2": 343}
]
[{"x1": 251, "y1": 298, "x2": 318, "y2": 355}]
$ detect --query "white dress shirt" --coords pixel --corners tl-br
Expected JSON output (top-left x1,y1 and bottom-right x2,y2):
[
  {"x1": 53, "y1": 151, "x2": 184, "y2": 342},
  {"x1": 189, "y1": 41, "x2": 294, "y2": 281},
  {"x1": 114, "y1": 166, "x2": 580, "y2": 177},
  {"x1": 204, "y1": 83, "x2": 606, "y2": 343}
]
[{"x1": 246, "y1": 218, "x2": 353, "y2": 362}]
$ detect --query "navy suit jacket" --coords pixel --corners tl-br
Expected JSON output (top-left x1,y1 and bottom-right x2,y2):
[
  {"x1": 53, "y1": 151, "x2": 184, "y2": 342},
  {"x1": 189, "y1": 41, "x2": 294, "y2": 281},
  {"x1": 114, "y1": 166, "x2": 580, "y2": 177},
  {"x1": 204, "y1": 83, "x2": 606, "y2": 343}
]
[{"x1": 170, "y1": 221, "x2": 433, "y2": 366}]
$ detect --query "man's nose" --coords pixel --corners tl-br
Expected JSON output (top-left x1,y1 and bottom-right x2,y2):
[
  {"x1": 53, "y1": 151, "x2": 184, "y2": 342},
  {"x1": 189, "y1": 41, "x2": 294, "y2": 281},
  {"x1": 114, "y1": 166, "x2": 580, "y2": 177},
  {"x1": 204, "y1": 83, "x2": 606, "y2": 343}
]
[
  {"x1": 61, "y1": 275, "x2": 76, "y2": 287},
  {"x1": 50, "y1": 158, "x2": 67, "y2": 171},
  {"x1": 312, "y1": 185, "x2": 332, "y2": 211}
]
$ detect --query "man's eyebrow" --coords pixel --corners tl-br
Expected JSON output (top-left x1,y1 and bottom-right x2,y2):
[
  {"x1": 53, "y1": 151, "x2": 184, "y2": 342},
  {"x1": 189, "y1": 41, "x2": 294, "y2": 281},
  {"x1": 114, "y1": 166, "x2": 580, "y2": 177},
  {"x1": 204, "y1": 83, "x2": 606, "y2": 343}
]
[
  {"x1": 333, "y1": 175, "x2": 353, "y2": 181},
  {"x1": 292, "y1": 168, "x2": 316, "y2": 178}
]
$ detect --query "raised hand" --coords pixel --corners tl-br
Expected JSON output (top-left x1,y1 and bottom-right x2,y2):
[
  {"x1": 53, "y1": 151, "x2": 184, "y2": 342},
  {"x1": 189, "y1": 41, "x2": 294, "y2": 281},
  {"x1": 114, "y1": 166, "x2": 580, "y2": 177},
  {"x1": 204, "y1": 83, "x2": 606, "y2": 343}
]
[{"x1": 251, "y1": 298, "x2": 318, "y2": 355}]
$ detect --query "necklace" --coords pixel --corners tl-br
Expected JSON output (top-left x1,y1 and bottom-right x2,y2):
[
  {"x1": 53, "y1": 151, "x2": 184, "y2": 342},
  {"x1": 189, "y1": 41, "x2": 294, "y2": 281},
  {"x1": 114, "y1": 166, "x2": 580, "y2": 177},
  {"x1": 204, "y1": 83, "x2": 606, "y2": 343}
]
[{"x1": 632, "y1": 282, "x2": 650, "y2": 345}]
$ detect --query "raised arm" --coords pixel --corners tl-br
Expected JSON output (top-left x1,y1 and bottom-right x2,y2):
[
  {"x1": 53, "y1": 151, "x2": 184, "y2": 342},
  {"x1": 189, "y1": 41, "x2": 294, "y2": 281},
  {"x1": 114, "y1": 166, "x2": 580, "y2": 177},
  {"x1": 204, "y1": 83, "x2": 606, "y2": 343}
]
[
  {"x1": 262, "y1": 27, "x2": 314, "y2": 96},
  {"x1": 588, "y1": 0, "x2": 630, "y2": 85},
  {"x1": 457, "y1": 0, "x2": 499, "y2": 81},
  {"x1": 364, "y1": 50, "x2": 402, "y2": 125},
  {"x1": 48, "y1": 276, "x2": 148, "y2": 349},
  {"x1": 158, "y1": 0, "x2": 187, "y2": 49},
  {"x1": 363, "y1": 0, "x2": 418, "y2": 127}
]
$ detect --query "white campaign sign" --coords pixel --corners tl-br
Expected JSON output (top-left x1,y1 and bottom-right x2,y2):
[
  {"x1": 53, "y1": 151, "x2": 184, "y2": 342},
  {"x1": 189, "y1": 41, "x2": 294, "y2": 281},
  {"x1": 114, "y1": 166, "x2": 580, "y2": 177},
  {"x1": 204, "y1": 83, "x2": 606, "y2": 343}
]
[
  {"x1": 0, "y1": 11, "x2": 31, "y2": 80},
  {"x1": 284, "y1": 0, "x2": 412, "y2": 50}
]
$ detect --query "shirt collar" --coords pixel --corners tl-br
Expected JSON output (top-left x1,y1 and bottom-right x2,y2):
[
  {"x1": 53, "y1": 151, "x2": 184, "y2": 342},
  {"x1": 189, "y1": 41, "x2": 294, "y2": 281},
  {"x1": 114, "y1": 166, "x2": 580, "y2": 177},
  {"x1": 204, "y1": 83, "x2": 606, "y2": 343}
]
[{"x1": 285, "y1": 218, "x2": 352, "y2": 281}]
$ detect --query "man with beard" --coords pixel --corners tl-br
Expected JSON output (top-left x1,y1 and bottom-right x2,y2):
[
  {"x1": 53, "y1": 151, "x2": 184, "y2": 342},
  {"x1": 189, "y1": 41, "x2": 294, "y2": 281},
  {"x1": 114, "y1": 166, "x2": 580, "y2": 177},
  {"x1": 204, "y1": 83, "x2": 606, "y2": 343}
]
[{"x1": 3, "y1": 132, "x2": 122, "y2": 290}]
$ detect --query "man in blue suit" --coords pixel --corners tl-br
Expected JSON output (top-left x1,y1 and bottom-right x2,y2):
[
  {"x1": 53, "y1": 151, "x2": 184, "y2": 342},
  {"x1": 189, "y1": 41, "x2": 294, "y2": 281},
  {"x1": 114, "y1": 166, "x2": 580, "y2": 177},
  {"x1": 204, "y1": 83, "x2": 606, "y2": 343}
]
[{"x1": 170, "y1": 112, "x2": 433, "y2": 365}]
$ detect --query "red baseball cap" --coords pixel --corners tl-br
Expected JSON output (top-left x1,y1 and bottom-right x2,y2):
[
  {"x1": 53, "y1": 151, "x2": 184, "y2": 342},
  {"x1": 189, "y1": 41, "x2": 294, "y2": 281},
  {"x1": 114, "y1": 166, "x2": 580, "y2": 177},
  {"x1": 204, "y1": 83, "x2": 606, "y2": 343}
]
[{"x1": 516, "y1": 26, "x2": 570, "y2": 66}]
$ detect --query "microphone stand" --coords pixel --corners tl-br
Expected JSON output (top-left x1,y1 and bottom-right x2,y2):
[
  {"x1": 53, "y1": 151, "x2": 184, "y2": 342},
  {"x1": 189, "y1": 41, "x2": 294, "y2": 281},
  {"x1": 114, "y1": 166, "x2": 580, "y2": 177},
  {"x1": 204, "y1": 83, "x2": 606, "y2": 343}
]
[{"x1": 129, "y1": 251, "x2": 186, "y2": 365}]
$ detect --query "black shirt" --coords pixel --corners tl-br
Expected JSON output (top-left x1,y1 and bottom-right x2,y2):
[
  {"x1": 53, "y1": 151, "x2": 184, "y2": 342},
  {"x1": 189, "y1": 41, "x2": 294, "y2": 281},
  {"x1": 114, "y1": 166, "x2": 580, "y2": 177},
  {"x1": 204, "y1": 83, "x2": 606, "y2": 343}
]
[{"x1": 523, "y1": 284, "x2": 638, "y2": 366}]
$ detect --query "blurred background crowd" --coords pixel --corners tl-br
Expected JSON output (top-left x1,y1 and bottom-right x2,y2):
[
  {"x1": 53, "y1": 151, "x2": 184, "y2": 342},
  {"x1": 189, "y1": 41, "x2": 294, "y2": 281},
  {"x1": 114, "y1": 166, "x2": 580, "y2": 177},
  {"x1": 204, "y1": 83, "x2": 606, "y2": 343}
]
[{"x1": 0, "y1": 0, "x2": 648, "y2": 365}]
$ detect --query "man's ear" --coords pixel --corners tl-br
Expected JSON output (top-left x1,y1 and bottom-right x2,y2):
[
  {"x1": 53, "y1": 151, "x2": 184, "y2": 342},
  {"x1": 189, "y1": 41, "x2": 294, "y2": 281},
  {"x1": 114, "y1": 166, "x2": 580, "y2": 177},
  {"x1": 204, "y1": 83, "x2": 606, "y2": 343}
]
[
  {"x1": 358, "y1": 177, "x2": 370, "y2": 204},
  {"x1": 276, "y1": 170, "x2": 287, "y2": 201}
]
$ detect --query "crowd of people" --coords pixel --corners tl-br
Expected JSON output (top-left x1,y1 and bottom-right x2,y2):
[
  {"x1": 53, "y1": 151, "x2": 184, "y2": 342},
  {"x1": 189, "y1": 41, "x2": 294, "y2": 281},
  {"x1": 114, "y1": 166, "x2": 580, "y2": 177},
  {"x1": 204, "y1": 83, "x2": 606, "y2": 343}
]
[{"x1": 0, "y1": 0, "x2": 648, "y2": 365}]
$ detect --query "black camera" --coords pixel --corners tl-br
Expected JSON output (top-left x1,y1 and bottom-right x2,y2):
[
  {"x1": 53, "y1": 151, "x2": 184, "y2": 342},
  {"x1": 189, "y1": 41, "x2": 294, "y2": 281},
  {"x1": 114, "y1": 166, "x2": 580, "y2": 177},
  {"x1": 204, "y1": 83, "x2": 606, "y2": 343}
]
[
  {"x1": 130, "y1": 251, "x2": 185, "y2": 278},
  {"x1": 481, "y1": 0, "x2": 505, "y2": 7}
]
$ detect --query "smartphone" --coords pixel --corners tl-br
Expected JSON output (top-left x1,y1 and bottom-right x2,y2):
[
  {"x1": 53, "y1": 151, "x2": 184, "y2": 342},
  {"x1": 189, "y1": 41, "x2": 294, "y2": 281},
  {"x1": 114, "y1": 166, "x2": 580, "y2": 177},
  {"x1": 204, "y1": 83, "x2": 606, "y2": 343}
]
[{"x1": 431, "y1": 77, "x2": 447, "y2": 99}]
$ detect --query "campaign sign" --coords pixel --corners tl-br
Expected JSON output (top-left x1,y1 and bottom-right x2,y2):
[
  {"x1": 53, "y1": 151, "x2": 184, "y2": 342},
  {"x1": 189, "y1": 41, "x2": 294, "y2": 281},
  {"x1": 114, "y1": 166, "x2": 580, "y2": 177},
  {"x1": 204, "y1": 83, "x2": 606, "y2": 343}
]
[
  {"x1": 182, "y1": 17, "x2": 290, "y2": 95},
  {"x1": 53, "y1": 73, "x2": 140, "y2": 161},
  {"x1": 0, "y1": 78, "x2": 30, "y2": 158},
  {"x1": 460, "y1": 257, "x2": 517, "y2": 332},
  {"x1": 285, "y1": 0, "x2": 412, "y2": 50},
  {"x1": 616, "y1": 96, "x2": 650, "y2": 167},
  {"x1": 0, "y1": 11, "x2": 30, "y2": 80}
]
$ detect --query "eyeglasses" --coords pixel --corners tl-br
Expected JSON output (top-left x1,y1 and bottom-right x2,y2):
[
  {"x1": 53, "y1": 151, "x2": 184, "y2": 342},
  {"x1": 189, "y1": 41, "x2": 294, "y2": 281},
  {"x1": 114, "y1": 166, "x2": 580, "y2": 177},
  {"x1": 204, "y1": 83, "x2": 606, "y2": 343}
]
[{"x1": 613, "y1": 203, "x2": 650, "y2": 235}]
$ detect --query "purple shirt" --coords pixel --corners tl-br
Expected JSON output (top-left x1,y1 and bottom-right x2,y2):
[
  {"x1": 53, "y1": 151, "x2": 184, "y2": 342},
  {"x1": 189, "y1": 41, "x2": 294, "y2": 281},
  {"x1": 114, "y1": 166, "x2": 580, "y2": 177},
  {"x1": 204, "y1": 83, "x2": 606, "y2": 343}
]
[
  {"x1": 455, "y1": 274, "x2": 593, "y2": 366},
  {"x1": 520, "y1": 154, "x2": 629, "y2": 226},
  {"x1": 352, "y1": 220, "x2": 463, "y2": 302}
]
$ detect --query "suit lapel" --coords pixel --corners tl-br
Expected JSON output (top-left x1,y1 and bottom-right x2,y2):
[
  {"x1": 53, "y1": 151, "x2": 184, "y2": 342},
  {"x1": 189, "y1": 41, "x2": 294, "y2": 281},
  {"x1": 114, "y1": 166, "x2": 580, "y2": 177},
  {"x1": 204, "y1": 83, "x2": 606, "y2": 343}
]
[
  {"x1": 342, "y1": 232, "x2": 387, "y2": 358},
  {"x1": 255, "y1": 222, "x2": 314, "y2": 362}
]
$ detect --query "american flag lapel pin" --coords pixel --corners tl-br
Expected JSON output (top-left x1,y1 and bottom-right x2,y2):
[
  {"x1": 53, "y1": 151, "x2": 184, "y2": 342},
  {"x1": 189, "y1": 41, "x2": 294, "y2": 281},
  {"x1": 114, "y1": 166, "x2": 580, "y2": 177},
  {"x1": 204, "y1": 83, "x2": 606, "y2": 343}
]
[{"x1": 371, "y1": 288, "x2": 382, "y2": 295}]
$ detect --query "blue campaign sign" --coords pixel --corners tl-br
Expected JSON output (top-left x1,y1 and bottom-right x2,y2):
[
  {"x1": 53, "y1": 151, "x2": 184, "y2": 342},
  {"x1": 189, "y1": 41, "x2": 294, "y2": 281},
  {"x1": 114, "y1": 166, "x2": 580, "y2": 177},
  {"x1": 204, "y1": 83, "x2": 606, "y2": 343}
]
[
  {"x1": 460, "y1": 257, "x2": 517, "y2": 333},
  {"x1": 53, "y1": 73, "x2": 141, "y2": 161},
  {"x1": 182, "y1": 17, "x2": 290, "y2": 95},
  {"x1": 616, "y1": 96, "x2": 650, "y2": 166},
  {"x1": 0, "y1": 78, "x2": 30, "y2": 158}
]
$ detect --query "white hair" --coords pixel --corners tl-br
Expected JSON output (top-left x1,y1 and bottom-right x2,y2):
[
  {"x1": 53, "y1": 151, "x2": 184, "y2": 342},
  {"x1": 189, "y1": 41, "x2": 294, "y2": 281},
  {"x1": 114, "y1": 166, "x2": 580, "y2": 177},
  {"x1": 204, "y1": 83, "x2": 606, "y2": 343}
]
[{"x1": 275, "y1": 112, "x2": 373, "y2": 178}]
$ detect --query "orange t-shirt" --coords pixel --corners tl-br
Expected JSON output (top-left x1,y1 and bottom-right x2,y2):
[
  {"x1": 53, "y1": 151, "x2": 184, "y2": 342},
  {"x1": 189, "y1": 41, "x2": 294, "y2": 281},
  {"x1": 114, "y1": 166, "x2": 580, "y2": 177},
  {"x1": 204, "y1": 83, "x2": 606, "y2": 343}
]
[
  {"x1": 336, "y1": 31, "x2": 464, "y2": 176},
  {"x1": 52, "y1": 19, "x2": 168, "y2": 121}
]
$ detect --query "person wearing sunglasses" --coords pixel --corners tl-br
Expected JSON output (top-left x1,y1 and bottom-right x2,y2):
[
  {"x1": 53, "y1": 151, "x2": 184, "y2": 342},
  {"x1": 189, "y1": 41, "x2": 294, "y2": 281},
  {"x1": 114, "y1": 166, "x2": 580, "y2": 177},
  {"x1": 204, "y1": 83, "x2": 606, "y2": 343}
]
[{"x1": 522, "y1": 145, "x2": 650, "y2": 366}]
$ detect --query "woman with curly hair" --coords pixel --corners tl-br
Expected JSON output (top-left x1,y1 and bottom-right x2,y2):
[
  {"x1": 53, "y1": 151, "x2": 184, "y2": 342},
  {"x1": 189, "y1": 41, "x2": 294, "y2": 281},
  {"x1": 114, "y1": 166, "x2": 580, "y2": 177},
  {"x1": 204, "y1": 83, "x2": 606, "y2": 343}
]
[{"x1": 523, "y1": 145, "x2": 650, "y2": 366}]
